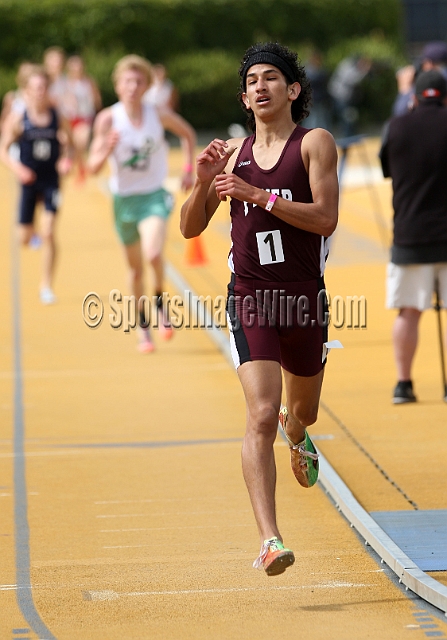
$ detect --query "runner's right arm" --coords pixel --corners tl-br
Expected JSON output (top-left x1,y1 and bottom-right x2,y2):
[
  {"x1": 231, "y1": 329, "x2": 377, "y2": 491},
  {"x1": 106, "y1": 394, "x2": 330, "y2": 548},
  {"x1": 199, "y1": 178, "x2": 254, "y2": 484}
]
[
  {"x1": 0, "y1": 91, "x2": 15, "y2": 133},
  {"x1": 0, "y1": 111, "x2": 36, "y2": 184},
  {"x1": 180, "y1": 138, "x2": 238, "y2": 238},
  {"x1": 87, "y1": 108, "x2": 118, "y2": 174}
]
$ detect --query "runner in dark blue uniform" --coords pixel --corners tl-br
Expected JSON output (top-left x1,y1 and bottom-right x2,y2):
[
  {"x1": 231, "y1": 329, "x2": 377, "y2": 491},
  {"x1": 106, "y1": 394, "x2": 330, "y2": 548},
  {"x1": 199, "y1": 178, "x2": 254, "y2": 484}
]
[
  {"x1": 19, "y1": 106, "x2": 60, "y2": 225},
  {"x1": 0, "y1": 65, "x2": 73, "y2": 304}
]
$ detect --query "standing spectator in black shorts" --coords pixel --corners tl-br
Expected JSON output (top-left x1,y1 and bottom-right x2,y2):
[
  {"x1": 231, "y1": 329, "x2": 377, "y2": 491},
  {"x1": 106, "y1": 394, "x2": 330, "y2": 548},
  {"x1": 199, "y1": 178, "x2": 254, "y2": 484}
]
[
  {"x1": 180, "y1": 42, "x2": 339, "y2": 576},
  {"x1": 380, "y1": 69, "x2": 447, "y2": 403},
  {"x1": 0, "y1": 65, "x2": 73, "y2": 304}
]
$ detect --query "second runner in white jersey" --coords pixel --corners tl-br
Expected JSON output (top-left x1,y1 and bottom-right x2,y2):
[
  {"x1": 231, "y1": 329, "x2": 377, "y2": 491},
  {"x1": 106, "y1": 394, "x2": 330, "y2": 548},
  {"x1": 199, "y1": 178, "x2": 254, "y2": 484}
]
[{"x1": 109, "y1": 101, "x2": 168, "y2": 196}]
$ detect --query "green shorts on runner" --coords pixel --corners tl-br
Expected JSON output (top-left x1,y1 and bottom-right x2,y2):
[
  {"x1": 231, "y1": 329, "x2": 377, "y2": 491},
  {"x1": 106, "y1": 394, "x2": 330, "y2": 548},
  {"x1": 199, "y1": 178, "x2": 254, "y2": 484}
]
[{"x1": 113, "y1": 188, "x2": 174, "y2": 245}]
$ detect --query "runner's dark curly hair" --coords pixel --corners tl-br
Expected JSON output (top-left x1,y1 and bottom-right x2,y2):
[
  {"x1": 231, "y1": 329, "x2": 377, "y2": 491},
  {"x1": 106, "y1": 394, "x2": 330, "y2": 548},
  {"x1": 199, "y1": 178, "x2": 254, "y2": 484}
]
[{"x1": 237, "y1": 42, "x2": 312, "y2": 132}]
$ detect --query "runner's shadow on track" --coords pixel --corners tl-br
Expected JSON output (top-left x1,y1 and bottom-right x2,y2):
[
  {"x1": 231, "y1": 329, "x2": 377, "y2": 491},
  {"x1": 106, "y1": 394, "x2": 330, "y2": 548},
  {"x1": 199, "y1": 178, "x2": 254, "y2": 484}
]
[{"x1": 299, "y1": 596, "x2": 416, "y2": 612}]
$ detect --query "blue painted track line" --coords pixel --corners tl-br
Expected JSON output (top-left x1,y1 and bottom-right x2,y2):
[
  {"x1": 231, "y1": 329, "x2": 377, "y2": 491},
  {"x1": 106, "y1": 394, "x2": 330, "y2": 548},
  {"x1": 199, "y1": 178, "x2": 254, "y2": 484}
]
[{"x1": 11, "y1": 208, "x2": 56, "y2": 639}]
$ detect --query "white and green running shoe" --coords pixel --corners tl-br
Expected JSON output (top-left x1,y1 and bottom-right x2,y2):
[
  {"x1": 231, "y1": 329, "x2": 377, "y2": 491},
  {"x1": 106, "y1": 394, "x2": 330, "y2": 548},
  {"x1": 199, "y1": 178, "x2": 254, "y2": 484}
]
[{"x1": 279, "y1": 407, "x2": 319, "y2": 488}]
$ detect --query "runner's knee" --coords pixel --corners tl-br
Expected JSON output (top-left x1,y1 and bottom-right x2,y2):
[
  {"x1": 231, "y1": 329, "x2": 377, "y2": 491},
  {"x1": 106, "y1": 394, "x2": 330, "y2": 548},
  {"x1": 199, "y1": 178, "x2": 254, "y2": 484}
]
[
  {"x1": 18, "y1": 226, "x2": 33, "y2": 245},
  {"x1": 247, "y1": 401, "x2": 281, "y2": 436},
  {"x1": 289, "y1": 402, "x2": 319, "y2": 428},
  {"x1": 40, "y1": 227, "x2": 55, "y2": 242},
  {"x1": 128, "y1": 265, "x2": 144, "y2": 285},
  {"x1": 146, "y1": 250, "x2": 162, "y2": 267}
]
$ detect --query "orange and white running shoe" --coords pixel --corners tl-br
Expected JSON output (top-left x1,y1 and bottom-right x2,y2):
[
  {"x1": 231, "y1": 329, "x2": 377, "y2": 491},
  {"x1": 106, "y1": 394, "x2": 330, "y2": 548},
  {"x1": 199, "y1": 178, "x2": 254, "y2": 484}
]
[
  {"x1": 137, "y1": 328, "x2": 155, "y2": 354},
  {"x1": 253, "y1": 537, "x2": 295, "y2": 576},
  {"x1": 157, "y1": 308, "x2": 174, "y2": 341}
]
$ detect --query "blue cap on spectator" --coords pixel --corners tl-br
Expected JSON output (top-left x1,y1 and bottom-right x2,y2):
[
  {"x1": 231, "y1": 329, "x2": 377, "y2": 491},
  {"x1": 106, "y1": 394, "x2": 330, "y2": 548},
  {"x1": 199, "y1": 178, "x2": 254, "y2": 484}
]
[{"x1": 422, "y1": 41, "x2": 447, "y2": 63}]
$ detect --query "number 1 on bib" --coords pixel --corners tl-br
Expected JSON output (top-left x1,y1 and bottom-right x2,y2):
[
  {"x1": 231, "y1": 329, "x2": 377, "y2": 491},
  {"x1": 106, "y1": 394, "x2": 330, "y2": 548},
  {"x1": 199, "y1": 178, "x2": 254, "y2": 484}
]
[{"x1": 256, "y1": 230, "x2": 285, "y2": 265}]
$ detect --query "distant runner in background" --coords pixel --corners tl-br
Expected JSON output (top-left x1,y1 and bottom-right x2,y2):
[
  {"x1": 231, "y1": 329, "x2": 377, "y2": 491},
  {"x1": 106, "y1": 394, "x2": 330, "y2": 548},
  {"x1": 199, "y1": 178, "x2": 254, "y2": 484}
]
[
  {"x1": 0, "y1": 61, "x2": 34, "y2": 132},
  {"x1": 64, "y1": 54, "x2": 102, "y2": 182},
  {"x1": 143, "y1": 63, "x2": 179, "y2": 111},
  {"x1": 43, "y1": 46, "x2": 68, "y2": 113},
  {"x1": 87, "y1": 55, "x2": 196, "y2": 353},
  {"x1": 0, "y1": 65, "x2": 73, "y2": 304}
]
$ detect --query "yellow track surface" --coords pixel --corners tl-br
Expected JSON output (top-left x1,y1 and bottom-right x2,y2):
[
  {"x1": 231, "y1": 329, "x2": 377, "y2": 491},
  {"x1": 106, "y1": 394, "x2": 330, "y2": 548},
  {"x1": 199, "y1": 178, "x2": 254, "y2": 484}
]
[{"x1": 1, "y1": 140, "x2": 446, "y2": 639}]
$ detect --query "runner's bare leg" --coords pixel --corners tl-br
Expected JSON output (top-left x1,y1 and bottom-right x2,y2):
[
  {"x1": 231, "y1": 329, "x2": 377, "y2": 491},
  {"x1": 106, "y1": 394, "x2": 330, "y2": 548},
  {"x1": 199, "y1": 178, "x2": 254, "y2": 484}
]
[
  {"x1": 237, "y1": 359, "x2": 283, "y2": 543},
  {"x1": 282, "y1": 369, "x2": 324, "y2": 444}
]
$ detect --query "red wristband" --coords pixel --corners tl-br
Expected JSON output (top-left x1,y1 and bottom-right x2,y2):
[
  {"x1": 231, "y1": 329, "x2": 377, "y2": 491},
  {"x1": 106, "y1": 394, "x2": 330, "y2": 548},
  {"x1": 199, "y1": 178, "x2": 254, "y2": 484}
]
[
  {"x1": 265, "y1": 193, "x2": 277, "y2": 211},
  {"x1": 183, "y1": 163, "x2": 193, "y2": 173}
]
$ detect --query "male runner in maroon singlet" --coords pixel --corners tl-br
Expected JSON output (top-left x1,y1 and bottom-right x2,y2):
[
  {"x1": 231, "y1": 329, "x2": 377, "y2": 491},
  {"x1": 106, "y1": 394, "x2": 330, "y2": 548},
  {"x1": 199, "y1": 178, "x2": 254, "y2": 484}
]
[{"x1": 180, "y1": 43, "x2": 339, "y2": 576}]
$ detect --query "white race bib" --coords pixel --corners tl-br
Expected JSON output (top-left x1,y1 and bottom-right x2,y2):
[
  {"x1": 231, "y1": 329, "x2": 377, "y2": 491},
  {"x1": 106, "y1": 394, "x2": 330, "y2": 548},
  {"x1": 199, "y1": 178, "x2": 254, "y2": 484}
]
[
  {"x1": 256, "y1": 230, "x2": 285, "y2": 265},
  {"x1": 33, "y1": 140, "x2": 51, "y2": 161}
]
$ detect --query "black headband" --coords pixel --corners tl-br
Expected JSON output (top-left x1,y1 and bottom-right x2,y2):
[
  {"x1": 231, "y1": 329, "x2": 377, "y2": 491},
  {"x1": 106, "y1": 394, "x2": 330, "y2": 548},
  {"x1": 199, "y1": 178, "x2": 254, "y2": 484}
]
[{"x1": 241, "y1": 51, "x2": 297, "y2": 88}]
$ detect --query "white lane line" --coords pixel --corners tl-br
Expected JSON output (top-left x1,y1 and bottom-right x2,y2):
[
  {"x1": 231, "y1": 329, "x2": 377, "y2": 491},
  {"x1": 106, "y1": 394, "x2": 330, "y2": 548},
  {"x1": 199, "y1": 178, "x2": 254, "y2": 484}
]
[
  {"x1": 84, "y1": 582, "x2": 373, "y2": 600},
  {"x1": 1, "y1": 571, "x2": 383, "y2": 592},
  {"x1": 103, "y1": 545, "x2": 156, "y2": 549},
  {"x1": 96, "y1": 514, "x2": 146, "y2": 519},
  {"x1": 100, "y1": 524, "x2": 252, "y2": 533},
  {"x1": 96, "y1": 510, "x2": 249, "y2": 519},
  {"x1": 94, "y1": 498, "x2": 194, "y2": 505},
  {"x1": 0, "y1": 492, "x2": 38, "y2": 497},
  {"x1": 0, "y1": 584, "x2": 22, "y2": 591},
  {"x1": 94, "y1": 497, "x2": 229, "y2": 505},
  {"x1": 100, "y1": 527, "x2": 210, "y2": 533}
]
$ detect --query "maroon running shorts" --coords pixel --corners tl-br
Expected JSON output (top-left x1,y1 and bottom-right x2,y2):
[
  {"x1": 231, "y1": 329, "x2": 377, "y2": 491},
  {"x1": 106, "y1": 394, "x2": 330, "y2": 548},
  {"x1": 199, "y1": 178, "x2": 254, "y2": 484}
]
[{"x1": 226, "y1": 274, "x2": 328, "y2": 377}]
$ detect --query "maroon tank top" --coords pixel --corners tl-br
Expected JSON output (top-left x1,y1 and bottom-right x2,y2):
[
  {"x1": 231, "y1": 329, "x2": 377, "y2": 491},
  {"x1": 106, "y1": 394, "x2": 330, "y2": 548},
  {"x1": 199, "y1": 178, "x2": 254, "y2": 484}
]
[{"x1": 229, "y1": 125, "x2": 325, "y2": 282}]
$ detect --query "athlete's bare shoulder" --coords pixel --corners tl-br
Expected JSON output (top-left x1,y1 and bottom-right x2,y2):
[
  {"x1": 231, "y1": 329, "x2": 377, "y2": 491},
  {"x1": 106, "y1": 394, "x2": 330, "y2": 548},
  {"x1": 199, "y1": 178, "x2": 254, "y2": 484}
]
[
  {"x1": 303, "y1": 127, "x2": 336, "y2": 147},
  {"x1": 302, "y1": 127, "x2": 337, "y2": 166},
  {"x1": 224, "y1": 136, "x2": 246, "y2": 173}
]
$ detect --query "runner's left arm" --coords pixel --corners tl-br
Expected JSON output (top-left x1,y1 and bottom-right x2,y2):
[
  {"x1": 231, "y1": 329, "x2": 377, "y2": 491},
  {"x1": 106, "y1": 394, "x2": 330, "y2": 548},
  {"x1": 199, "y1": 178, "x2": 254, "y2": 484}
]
[
  {"x1": 57, "y1": 115, "x2": 75, "y2": 174},
  {"x1": 89, "y1": 77, "x2": 103, "y2": 113}
]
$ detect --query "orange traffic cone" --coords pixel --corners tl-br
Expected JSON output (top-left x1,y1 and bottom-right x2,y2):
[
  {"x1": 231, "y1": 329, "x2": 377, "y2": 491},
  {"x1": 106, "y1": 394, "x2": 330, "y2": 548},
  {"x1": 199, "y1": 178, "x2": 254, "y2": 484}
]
[{"x1": 185, "y1": 236, "x2": 207, "y2": 266}]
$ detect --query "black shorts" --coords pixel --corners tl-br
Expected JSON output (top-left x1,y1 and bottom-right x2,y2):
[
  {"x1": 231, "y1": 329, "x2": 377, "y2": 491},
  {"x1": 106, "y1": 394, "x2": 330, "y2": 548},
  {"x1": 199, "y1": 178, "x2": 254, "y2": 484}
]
[
  {"x1": 19, "y1": 181, "x2": 60, "y2": 225},
  {"x1": 226, "y1": 274, "x2": 328, "y2": 377}
]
